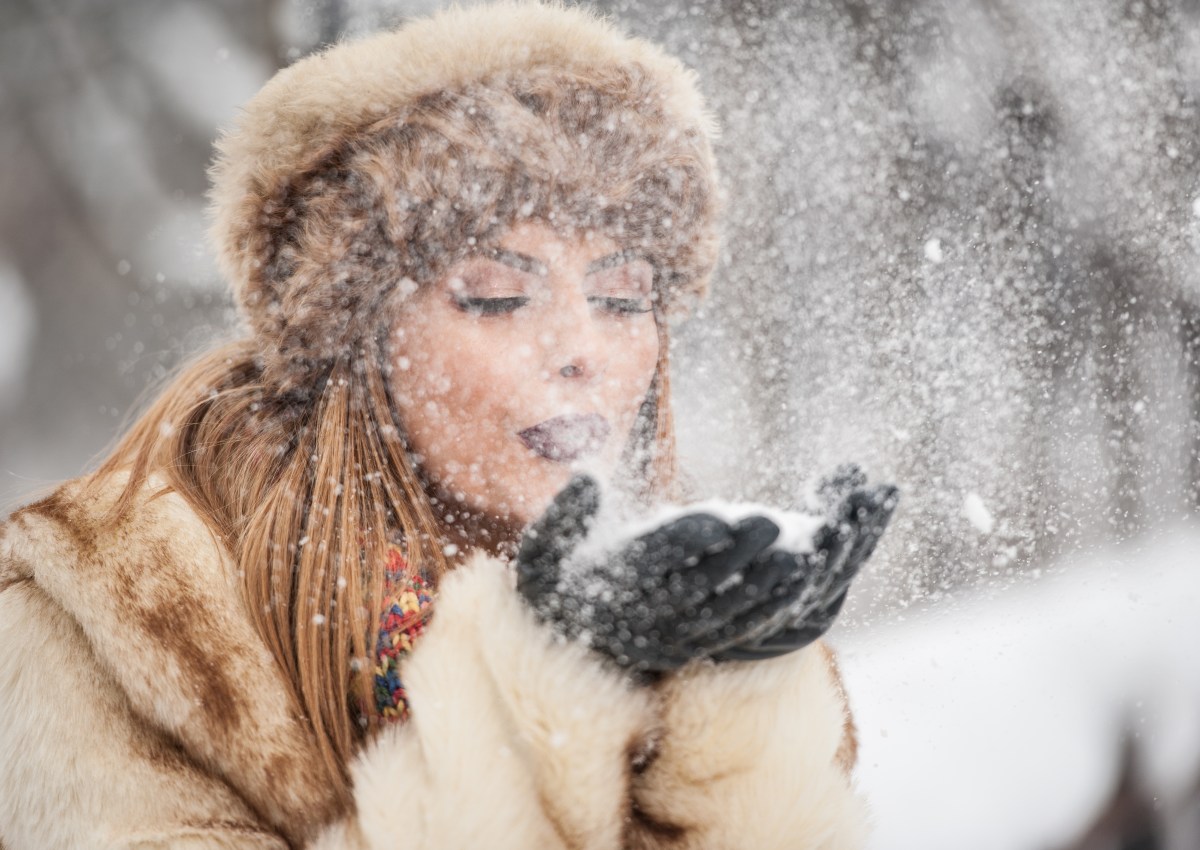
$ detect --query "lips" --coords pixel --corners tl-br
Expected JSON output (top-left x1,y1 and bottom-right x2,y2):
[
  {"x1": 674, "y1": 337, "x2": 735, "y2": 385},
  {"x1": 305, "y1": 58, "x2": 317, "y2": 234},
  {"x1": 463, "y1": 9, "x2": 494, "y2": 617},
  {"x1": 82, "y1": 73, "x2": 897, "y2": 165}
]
[{"x1": 518, "y1": 413, "x2": 611, "y2": 463}]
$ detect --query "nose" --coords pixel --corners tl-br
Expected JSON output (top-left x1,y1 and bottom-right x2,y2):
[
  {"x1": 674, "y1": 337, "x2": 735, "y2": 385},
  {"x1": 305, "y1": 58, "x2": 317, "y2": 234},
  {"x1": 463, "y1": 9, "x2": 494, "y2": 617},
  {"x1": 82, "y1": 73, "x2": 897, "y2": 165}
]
[{"x1": 543, "y1": 291, "x2": 604, "y2": 383}]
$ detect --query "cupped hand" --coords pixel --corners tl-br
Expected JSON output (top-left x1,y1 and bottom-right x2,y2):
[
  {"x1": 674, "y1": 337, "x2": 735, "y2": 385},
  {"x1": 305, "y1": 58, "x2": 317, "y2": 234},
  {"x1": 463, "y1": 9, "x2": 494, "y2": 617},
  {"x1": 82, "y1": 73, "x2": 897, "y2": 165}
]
[
  {"x1": 708, "y1": 481, "x2": 899, "y2": 662},
  {"x1": 516, "y1": 475, "x2": 787, "y2": 673},
  {"x1": 515, "y1": 473, "x2": 898, "y2": 672}
]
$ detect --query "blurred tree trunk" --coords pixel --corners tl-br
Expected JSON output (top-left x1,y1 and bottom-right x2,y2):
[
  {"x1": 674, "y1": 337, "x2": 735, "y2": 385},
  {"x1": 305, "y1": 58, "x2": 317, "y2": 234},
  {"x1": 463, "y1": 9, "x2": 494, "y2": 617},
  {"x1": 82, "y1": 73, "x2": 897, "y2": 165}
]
[
  {"x1": 313, "y1": 0, "x2": 347, "y2": 47},
  {"x1": 1182, "y1": 308, "x2": 1200, "y2": 512},
  {"x1": 1090, "y1": 255, "x2": 1147, "y2": 540},
  {"x1": 1057, "y1": 736, "x2": 1163, "y2": 850}
]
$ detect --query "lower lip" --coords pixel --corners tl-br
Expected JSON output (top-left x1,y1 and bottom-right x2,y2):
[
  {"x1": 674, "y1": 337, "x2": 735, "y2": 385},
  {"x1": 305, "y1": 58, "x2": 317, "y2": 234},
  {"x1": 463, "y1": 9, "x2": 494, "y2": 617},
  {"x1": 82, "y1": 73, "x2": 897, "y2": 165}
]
[{"x1": 518, "y1": 415, "x2": 611, "y2": 463}]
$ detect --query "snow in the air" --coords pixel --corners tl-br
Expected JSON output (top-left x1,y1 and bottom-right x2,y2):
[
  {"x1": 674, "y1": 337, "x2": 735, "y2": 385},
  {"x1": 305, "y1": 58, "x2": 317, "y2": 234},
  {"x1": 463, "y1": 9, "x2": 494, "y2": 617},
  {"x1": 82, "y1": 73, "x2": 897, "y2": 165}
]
[{"x1": 963, "y1": 493, "x2": 996, "y2": 536}]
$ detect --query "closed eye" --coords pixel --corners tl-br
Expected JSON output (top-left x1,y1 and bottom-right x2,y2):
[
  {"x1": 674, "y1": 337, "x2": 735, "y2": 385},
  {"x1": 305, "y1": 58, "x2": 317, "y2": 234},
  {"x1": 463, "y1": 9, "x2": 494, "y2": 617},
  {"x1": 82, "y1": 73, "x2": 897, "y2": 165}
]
[
  {"x1": 454, "y1": 296, "x2": 530, "y2": 315},
  {"x1": 589, "y1": 296, "x2": 653, "y2": 316}
]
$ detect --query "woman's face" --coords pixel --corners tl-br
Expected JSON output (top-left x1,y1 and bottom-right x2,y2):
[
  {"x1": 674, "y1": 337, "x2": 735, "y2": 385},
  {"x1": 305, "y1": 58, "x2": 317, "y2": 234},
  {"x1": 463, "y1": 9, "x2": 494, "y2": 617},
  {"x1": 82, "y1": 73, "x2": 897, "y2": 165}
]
[{"x1": 388, "y1": 220, "x2": 661, "y2": 533}]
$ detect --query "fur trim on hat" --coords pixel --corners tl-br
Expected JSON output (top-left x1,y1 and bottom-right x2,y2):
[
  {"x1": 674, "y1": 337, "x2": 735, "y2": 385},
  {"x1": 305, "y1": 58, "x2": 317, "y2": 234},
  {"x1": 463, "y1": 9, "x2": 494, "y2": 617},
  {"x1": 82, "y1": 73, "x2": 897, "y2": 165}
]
[{"x1": 208, "y1": 0, "x2": 720, "y2": 367}]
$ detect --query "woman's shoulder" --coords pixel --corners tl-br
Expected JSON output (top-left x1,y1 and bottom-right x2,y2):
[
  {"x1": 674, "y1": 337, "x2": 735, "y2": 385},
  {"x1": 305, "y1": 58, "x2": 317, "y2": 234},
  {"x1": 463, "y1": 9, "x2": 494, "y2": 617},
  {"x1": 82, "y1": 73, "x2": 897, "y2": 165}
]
[
  {"x1": 1, "y1": 469, "x2": 256, "y2": 701},
  {"x1": 0, "y1": 469, "x2": 247, "y2": 685},
  {"x1": 0, "y1": 468, "x2": 247, "y2": 688},
  {"x1": 2, "y1": 468, "x2": 230, "y2": 586},
  {"x1": 0, "y1": 471, "x2": 343, "y2": 841}
]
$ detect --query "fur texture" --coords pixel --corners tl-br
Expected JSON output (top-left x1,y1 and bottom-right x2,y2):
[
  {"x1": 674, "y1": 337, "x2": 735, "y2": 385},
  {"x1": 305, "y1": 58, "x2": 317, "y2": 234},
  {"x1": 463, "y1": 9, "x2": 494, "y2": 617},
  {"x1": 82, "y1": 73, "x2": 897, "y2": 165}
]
[
  {"x1": 313, "y1": 552, "x2": 655, "y2": 850},
  {"x1": 0, "y1": 474, "x2": 337, "y2": 848},
  {"x1": 627, "y1": 648, "x2": 869, "y2": 849},
  {"x1": 0, "y1": 473, "x2": 867, "y2": 848}
]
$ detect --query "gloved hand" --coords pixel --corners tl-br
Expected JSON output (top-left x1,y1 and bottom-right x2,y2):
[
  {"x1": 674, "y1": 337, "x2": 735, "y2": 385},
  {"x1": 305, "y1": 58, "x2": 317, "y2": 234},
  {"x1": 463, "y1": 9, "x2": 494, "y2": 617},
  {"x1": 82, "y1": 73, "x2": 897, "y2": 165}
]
[
  {"x1": 516, "y1": 475, "x2": 792, "y2": 673},
  {"x1": 708, "y1": 481, "x2": 899, "y2": 662},
  {"x1": 813, "y1": 463, "x2": 868, "y2": 517}
]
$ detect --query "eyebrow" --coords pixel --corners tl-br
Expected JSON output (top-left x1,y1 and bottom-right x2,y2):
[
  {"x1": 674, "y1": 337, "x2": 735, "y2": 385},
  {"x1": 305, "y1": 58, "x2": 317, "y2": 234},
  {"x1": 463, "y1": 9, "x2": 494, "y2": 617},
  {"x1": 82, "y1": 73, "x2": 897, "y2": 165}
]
[
  {"x1": 586, "y1": 250, "x2": 640, "y2": 273},
  {"x1": 485, "y1": 248, "x2": 641, "y2": 276},
  {"x1": 487, "y1": 248, "x2": 548, "y2": 276}
]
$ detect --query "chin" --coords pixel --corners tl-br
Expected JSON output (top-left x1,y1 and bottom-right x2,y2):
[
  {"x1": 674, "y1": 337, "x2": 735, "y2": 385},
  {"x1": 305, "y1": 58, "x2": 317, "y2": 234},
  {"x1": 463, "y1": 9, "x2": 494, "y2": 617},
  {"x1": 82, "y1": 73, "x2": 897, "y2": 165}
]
[
  {"x1": 489, "y1": 450, "x2": 625, "y2": 527},
  {"x1": 493, "y1": 466, "x2": 571, "y2": 526}
]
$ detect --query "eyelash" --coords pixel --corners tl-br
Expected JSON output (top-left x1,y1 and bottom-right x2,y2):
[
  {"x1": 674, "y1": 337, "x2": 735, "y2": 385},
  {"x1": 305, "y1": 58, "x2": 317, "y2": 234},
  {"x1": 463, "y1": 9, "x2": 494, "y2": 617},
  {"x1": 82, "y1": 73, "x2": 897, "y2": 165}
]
[
  {"x1": 455, "y1": 296, "x2": 529, "y2": 315},
  {"x1": 454, "y1": 296, "x2": 652, "y2": 316}
]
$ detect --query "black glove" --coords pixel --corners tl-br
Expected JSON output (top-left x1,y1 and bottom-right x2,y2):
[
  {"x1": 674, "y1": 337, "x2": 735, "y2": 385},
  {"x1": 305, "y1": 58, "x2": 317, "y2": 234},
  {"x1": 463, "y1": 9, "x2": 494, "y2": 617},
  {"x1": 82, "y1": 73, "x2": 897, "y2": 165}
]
[
  {"x1": 516, "y1": 475, "x2": 799, "y2": 673},
  {"x1": 814, "y1": 463, "x2": 868, "y2": 517},
  {"x1": 708, "y1": 482, "x2": 899, "y2": 662}
]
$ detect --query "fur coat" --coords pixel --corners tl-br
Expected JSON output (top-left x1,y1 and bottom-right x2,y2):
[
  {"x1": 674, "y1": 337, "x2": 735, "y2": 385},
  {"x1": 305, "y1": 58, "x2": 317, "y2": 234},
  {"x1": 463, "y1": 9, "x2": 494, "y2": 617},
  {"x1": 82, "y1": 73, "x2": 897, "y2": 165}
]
[{"x1": 0, "y1": 471, "x2": 868, "y2": 849}]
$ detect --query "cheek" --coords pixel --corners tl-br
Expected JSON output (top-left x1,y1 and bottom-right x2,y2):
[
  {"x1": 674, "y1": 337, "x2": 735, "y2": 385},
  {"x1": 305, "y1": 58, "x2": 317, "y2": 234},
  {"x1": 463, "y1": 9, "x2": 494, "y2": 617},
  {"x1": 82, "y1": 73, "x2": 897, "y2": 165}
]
[
  {"x1": 389, "y1": 315, "x2": 533, "y2": 459},
  {"x1": 606, "y1": 320, "x2": 660, "y2": 405}
]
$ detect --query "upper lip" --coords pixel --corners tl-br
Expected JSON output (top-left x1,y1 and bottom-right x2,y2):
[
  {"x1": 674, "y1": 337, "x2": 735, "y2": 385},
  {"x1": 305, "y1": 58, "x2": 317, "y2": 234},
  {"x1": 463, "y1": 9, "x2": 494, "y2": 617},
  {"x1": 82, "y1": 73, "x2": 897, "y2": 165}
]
[{"x1": 518, "y1": 413, "x2": 611, "y2": 463}]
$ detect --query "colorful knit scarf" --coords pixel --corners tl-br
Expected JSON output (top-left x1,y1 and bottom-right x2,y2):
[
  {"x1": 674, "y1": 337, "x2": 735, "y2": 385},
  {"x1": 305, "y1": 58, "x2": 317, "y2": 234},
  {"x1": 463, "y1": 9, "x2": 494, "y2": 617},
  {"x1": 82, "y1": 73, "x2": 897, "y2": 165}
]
[{"x1": 372, "y1": 546, "x2": 435, "y2": 723}]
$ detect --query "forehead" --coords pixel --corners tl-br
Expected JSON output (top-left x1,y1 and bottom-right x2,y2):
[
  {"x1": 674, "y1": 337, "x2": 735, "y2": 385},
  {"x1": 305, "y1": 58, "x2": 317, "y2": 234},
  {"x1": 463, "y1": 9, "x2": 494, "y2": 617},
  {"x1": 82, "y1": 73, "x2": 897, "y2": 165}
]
[{"x1": 493, "y1": 220, "x2": 622, "y2": 267}]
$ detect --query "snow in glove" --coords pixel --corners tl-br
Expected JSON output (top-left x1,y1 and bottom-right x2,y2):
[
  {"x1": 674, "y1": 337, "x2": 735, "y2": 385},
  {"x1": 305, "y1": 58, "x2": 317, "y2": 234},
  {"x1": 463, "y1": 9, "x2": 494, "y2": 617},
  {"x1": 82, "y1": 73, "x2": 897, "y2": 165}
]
[{"x1": 515, "y1": 474, "x2": 899, "y2": 673}]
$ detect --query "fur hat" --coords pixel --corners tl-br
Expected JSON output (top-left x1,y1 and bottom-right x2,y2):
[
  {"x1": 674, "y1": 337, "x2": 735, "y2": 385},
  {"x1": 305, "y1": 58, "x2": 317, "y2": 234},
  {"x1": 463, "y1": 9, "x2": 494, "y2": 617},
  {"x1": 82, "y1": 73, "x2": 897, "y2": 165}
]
[{"x1": 208, "y1": 0, "x2": 721, "y2": 377}]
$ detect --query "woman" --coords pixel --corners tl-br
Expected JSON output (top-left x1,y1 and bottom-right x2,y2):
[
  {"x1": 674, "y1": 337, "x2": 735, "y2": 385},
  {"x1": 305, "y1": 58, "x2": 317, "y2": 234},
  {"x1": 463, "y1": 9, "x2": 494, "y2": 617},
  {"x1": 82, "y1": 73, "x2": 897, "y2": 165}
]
[{"x1": 0, "y1": 2, "x2": 895, "y2": 848}]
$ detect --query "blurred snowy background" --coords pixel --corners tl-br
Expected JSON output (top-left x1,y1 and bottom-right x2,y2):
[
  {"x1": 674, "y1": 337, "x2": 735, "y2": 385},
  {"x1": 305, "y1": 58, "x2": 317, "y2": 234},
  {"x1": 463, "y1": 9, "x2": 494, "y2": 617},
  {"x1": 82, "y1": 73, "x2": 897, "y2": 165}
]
[{"x1": 2, "y1": 0, "x2": 1198, "y2": 846}]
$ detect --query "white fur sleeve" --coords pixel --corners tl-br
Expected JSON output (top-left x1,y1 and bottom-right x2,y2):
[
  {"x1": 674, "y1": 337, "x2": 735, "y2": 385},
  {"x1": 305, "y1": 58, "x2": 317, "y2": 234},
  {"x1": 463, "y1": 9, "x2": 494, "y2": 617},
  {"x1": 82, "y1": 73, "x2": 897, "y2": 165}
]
[
  {"x1": 313, "y1": 552, "x2": 655, "y2": 850},
  {"x1": 627, "y1": 644, "x2": 870, "y2": 850}
]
